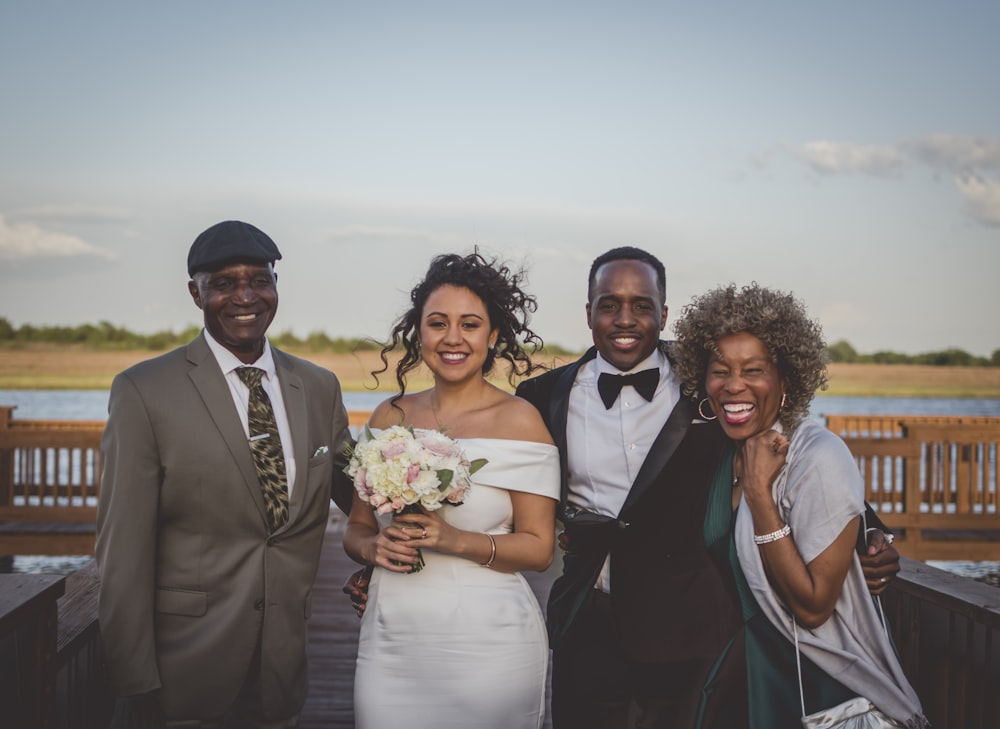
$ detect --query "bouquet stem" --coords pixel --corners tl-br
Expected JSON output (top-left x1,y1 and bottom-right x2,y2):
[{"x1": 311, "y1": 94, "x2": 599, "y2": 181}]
[{"x1": 391, "y1": 507, "x2": 425, "y2": 573}]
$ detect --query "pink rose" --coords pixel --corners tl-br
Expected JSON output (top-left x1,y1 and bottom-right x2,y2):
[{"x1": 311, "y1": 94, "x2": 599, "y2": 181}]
[
  {"x1": 380, "y1": 439, "x2": 409, "y2": 459},
  {"x1": 353, "y1": 468, "x2": 368, "y2": 489},
  {"x1": 417, "y1": 433, "x2": 456, "y2": 457},
  {"x1": 406, "y1": 463, "x2": 421, "y2": 483}
]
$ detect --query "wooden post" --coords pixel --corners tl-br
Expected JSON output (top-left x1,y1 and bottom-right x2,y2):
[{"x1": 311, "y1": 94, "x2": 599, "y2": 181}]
[{"x1": 0, "y1": 573, "x2": 66, "y2": 729}]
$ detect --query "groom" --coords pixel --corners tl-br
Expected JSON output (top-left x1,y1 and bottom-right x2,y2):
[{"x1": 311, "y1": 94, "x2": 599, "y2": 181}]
[{"x1": 515, "y1": 246, "x2": 734, "y2": 728}]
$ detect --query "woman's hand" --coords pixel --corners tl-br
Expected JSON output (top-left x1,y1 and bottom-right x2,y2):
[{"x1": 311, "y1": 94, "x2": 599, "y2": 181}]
[
  {"x1": 370, "y1": 520, "x2": 425, "y2": 572},
  {"x1": 739, "y1": 428, "x2": 789, "y2": 500},
  {"x1": 388, "y1": 508, "x2": 461, "y2": 557}
]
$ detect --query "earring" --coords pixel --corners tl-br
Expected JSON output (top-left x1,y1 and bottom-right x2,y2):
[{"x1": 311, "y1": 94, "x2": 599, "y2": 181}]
[
  {"x1": 780, "y1": 392, "x2": 787, "y2": 410},
  {"x1": 698, "y1": 398, "x2": 717, "y2": 421}
]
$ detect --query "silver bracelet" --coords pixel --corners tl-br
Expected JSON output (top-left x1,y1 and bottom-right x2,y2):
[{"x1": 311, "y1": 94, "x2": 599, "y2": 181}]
[
  {"x1": 481, "y1": 533, "x2": 497, "y2": 568},
  {"x1": 753, "y1": 524, "x2": 791, "y2": 545}
]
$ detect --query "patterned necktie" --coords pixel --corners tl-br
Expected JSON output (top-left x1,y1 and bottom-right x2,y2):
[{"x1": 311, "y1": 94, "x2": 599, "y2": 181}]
[{"x1": 236, "y1": 367, "x2": 289, "y2": 532}]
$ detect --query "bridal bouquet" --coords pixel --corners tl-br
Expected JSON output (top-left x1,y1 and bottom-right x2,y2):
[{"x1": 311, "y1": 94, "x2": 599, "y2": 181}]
[{"x1": 344, "y1": 425, "x2": 487, "y2": 571}]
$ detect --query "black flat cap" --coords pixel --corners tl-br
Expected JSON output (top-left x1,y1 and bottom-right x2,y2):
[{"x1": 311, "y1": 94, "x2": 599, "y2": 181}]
[{"x1": 187, "y1": 220, "x2": 282, "y2": 276}]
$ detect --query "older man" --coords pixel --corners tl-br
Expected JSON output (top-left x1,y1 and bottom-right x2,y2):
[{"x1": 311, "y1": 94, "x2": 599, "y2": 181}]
[{"x1": 97, "y1": 220, "x2": 353, "y2": 728}]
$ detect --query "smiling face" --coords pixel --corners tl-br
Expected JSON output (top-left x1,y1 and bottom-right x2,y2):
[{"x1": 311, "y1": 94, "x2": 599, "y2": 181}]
[
  {"x1": 189, "y1": 261, "x2": 278, "y2": 364},
  {"x1": 419, "y1": 284, "x2": 498, "y2": 384},
  {"x1": 586, "y1": 259, "x2": 667, "y2": 371},
  {"x1": 705, "y1": 331, "x2": 786, "y2": 441}
]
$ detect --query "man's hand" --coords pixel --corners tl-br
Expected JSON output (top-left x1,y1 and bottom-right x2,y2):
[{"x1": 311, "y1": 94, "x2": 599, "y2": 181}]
[
  {"x1": 860, "y1": 529, "x2": 900, "y2": 595},
  {"x1": 342, "y1": 565, "x2": 372, "y2": 617},
  {"x1": 557, "y1": 531, "x2": 570, "y2": 551}
]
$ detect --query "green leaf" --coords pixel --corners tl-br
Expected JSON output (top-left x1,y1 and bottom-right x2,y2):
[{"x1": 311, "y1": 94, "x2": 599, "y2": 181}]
[
  {"x1": 363, "y1": 423, "x2": 374, "y2": 441},
  {"x1": 436, "y1": 469, "x2": 454, "y2": 488},
  {"x1": 468, "y1": 458, "x2": 488, "y2": 475}
]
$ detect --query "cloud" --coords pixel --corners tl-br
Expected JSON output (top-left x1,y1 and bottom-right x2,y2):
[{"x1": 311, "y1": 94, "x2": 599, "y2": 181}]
[
  {"x1": 955, "y1": 175, "x2": 1000, "y2": 227},
  {"x1": 0, "y1": 214, "x2": 116, "y2": 261},
  {"x1": 778, "y1": 133, "x2": 1000, "y2": 228},
  {"x1": 902, "y1": 134, "x2": 1000, "y2": 175},
  {"x1": 788, "y1": 141, "x2": 906, "y2": 177},
  {"x1": 5, "y1": 204, "x2": 132, "y2": 224}
]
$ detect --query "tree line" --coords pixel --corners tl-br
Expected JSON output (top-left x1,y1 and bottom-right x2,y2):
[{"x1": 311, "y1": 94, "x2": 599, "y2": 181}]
[
  {"x1": 0, "y1": 318, "x2": 993, "y2": 364},
  {"x1": 0, "y1": 318, "x2": 577, "y2": 357},
  {"x1": 825, "y1": 339, "x2": 999, "y2": 367}
]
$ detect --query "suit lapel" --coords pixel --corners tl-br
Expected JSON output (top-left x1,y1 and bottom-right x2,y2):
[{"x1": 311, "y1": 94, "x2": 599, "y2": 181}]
[
  {"x1": 550, "y1": 348, "x2": 597, "y2": 505},
  {"x1": 274, "y1": 350, "x2": 307, "y2": 530},
  {"x1": 619, "y1": 343, "x2": 698, "y2": 515},
  {"x1": 186, "y1": 335, "x2": 269, "y2": 525}
]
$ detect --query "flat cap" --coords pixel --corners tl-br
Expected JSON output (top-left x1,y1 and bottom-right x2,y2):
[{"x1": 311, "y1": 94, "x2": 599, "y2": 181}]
[{"x1": 187, "y1": 220, "x2": 282, "y2": 277}]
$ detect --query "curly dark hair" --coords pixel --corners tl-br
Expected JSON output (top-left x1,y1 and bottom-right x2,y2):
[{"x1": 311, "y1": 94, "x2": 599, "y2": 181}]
[
  {"x1": 671, "y1": 283, "x2": 829, "y2": 430},
  {"x1": 373, "y1": 252, "x2": 544, "y2": 404}
]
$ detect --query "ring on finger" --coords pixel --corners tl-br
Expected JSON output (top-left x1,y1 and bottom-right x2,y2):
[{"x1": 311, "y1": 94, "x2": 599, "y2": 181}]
[{"x1": 421, "y1": 528, "x2": 428, "y2": 539}]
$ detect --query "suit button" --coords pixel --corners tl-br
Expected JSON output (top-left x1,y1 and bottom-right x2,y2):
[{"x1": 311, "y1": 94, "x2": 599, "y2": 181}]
[{"x1": 254, "y1": 599, "x2": 264, "y2": 611}]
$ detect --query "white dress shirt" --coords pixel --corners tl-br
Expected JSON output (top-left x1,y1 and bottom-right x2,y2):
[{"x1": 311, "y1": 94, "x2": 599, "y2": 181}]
[
  {"x1": 204, "y1": 330, "x2": 297, "y2": 497},
  {"x1": 565, "y1": 347, "x2": 679, "y2": 592}
]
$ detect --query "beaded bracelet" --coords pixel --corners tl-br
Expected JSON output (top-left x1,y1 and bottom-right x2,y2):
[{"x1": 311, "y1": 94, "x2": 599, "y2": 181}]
[
  {"x1": 481, "y1": 533, "x2": 497, "y2": 567},
  {"x1": 753, "y1": 524, "x2": 791, "y2": 545}
]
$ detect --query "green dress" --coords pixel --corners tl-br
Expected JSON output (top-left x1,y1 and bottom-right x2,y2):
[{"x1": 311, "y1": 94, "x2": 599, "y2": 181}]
[{"x1": 696, "y1": 445, "x2": 856, "y2": 729}]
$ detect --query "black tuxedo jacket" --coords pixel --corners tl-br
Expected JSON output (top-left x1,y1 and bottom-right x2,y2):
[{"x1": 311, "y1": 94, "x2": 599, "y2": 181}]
[{"x1": 516, "y1": 344, "x2": 742, "y2": 663}]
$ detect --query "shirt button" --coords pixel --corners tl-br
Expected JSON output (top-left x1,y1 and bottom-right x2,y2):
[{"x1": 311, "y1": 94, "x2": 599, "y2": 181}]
[{"x1": 629, "y1": 443, "x2": 636, "y2": 450}]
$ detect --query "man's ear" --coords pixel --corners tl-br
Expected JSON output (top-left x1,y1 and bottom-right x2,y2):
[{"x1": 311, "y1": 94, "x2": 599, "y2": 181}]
[
  {"x1": 188, "y1": 280, "x2": 203, "y2": 309},
  {"x1": 585, "y1": 301, "x2": 593, "y2": 329},
  {"x1": 659, "y1": 305, "x2": 668, "y2": 331}
]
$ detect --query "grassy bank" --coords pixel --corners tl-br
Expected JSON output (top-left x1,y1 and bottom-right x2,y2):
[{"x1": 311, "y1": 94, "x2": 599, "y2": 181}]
[{"x1": 1, "y1": 345, "x2": 999, "y2": 398}]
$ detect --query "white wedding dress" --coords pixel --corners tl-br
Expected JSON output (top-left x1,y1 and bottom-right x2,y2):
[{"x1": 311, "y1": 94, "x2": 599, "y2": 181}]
[{"x1": 353, "y1": 437, "x2": 560, "y2": 729}]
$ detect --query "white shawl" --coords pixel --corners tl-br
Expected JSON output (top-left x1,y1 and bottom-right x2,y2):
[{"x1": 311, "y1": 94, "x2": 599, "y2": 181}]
[{"x1": 735, "y1": 419, "x2": 928, "y2": 728}]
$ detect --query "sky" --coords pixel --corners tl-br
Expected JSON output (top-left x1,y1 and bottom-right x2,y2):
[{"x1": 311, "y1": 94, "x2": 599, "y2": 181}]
[{"x1": 1, "y1": 1, "x2": 998, "y2": 357}]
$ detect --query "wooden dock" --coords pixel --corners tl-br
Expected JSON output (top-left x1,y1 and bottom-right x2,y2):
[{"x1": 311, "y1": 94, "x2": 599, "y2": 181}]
[{"x1": 299, "y1": 512, "x2": 561, "y2": 728}]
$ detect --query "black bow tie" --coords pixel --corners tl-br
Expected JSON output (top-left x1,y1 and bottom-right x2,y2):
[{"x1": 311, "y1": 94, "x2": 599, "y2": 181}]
[{"x1": 597, "y1": 368, "x2": 659, "y2": 409}]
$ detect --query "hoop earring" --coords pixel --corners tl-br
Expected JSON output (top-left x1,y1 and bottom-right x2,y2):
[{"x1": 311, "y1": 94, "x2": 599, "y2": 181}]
[{"x1": 698, "y1": 398, "x2": 717, "y2": 421}]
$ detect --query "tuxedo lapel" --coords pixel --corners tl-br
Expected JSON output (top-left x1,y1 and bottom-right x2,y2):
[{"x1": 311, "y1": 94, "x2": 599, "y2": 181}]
[
  {"x1": 274, "y1": 351, "x2": 307, "y2": 530},
  {"x1": 550, "y1": 348, "x2": 597, "y2": 505},
  {"x1": 186, "y1": 335, "x2": 269, "y2": 527}
]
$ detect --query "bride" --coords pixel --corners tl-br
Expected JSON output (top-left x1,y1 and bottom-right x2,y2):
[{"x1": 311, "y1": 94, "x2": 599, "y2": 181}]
[{"x1": 343, "y1": 252, "x2": 559, "y2": 729}]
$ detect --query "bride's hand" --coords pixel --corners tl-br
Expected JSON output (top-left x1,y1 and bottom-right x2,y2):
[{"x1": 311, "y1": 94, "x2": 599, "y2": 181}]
[
  {"x1": 390, "y1": 509, "x2": 458, "y2": 555},
  {"x1": 372, "y1": 523, "x2": 422, "y2": 572}
]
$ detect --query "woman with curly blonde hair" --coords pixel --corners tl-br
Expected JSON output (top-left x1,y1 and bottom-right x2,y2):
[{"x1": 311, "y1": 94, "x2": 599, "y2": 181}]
[{"x1": 673, "y1": 283, "x2": 927, "y2": 729}]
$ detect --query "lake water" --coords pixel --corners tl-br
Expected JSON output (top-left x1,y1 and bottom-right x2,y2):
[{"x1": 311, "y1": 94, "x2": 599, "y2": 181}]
[
  {"x1": 3, "y1": 389, "x2": 999, "y2": 421},
  {"x1": 3, "y1": 390, "x2": 998, "y2": 580}
]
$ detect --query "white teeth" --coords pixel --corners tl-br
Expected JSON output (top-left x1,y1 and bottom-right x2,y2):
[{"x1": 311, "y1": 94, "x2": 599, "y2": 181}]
[
  {"x1": 440, "y1": 353, "x2": 466, "y2": 361},
  {"x1": 234, "y1": 314, "x2": 256, "y2": 321},
  {"x1": 724, "y1": 403, "x2": 753, "y2": 413},
  {"x1": 613, "y1": 337, "x2": 637, "y2": 345}
]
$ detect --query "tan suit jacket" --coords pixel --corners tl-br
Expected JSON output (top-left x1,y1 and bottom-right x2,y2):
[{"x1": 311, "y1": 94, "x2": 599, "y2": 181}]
[{"x1": 96, "y1": 333, "x2": 352, "y2": 721}]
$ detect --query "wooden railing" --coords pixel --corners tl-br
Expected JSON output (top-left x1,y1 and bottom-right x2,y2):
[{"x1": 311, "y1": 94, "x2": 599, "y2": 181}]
[
  {"x1": 825, "y1": 415, "x2": 1000, "y2": 560},
  {"x1": 0, "y1": 408, "x2": 372, "y2": 557},
  {"x1": 882, "y1": 557, "x2": 1000, "y2": 729},
  {"x1": 0, "y1": 407, "x2": 104, "y2": 556},
  {"x1": 0, "y1": 561, "x2": 112, "y2": 729}
]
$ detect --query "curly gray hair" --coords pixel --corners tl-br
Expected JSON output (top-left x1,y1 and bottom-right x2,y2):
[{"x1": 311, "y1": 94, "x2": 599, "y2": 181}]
[{"x1": 671, "y1": 283, "x2": 829, "y2": 430}]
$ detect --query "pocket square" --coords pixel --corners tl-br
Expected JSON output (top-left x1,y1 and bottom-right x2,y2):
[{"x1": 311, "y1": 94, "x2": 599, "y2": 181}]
[{"x1": 313, "y1": 446, "x2": 329, "y2": 457}]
